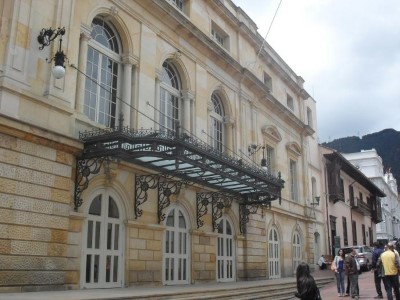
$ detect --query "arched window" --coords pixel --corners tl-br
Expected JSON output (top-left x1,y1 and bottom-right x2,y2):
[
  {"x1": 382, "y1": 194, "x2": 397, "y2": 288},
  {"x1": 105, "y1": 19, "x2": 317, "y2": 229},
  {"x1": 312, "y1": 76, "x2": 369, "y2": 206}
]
[
  {"x1": 210, "y1": 92, "x2": 225, "y2": 152},
  {"x1": 268, "y1": 227, "x2": 281, "y2": 279},
  {"x1": 292, "y1": 231, "x2": 302, "y2": 273},
  {"x1": 163, "y1": 206, "x2": 190, "y2": 285},
  {"x1": 84, "y1": 18, "x2": 122, "y2": 127},
  {"x1": 160, "y1": 60, "x2": 182, "y2": 133},
  {"x1": 82, "y1": 191, "x2": 124, "y2": 288},
  {"x1": 216, "y1": 217, "x2": 235, "y2": 282}
]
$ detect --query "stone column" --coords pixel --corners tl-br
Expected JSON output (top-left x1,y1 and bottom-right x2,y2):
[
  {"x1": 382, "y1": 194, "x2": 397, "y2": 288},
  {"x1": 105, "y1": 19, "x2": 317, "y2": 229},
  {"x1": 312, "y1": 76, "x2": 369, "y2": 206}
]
[
  {"x1": 181, "y1": 90, "x2": 195, "y2": 133},
  {"x1": 121, "y1": 54, "x2": 135, "y2": 127},
  {"x1": 75, "y1": 26, "x2": 91, "y2": 113},
  {"x1": 224, "y1": 115, "x2": 235, "y2": 155},
  {"x1": 154, "y1": 69, "x2": 163, "y2": 130}
]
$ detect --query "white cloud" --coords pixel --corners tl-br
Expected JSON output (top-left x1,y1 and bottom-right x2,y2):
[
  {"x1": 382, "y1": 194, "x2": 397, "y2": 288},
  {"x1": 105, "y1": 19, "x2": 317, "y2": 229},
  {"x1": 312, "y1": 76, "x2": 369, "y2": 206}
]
[{"x1": 234, "y1": 0, "x2": 400, "y2": 142}]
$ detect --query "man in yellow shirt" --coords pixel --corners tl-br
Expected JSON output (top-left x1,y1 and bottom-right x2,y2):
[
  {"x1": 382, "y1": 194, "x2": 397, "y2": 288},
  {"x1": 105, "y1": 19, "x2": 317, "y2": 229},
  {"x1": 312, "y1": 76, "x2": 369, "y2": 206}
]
[{"x1": 378, "y1": 243, "x2": 400, "y2": 300}]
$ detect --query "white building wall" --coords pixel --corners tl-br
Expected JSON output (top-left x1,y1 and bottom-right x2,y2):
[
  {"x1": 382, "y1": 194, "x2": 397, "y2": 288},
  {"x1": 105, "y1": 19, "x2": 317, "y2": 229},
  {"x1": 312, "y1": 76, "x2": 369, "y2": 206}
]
[{"x1": 343, "y1": 149, "x2": 400, "y2": 242}]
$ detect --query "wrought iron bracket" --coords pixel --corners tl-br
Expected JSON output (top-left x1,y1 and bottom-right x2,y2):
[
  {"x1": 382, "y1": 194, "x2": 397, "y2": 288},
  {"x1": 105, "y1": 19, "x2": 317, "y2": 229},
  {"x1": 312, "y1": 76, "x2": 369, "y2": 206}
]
[
  {"x1": 196, "y1": 192, "x2": 212, "y2": 229},
  {"x1": 74, "y1": 157, "x2": 109, "y2": 211},
  {"x1": 212, "y1": 193, "x2": 233, "y2": 231},
  {"x1": 158, "y1": 180, "x2": 185, "y2": 223},
  {"x1": 134, "y1": 174, "x2": 159, "y2": 219},
  {"x1": 196, "y1": 192, "x2": 235, "y2": 230},
  {"x1": 239, "y1": 204, "x2": 259, "y2": 234}
]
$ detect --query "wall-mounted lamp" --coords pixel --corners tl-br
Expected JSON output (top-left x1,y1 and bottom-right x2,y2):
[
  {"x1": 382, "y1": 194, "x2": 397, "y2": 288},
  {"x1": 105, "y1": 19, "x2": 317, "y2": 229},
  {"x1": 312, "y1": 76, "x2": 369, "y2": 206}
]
[
  {"x1": 37, "y1": 27, "x2": 67, "y2": 79},
  {"x1": 260, "y1": 146, "x2": 268, "y2": 172},
  {"x1": 248, "y1": 144, "x2": 268, "y2": 171},
  {"x1": 311, "y1": 196, "x2": 320, "y2": 207}
]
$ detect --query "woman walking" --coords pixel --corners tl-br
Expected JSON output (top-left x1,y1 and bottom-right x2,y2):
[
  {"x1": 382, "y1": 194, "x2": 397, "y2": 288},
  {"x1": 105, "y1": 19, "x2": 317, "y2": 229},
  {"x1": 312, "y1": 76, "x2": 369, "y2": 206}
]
[
  {"x1": 294, "y1": 262, "x2": 321, "y2": 299},
  {"x1": 333, "y1": 248, "x2": 346, "y2": 297}
]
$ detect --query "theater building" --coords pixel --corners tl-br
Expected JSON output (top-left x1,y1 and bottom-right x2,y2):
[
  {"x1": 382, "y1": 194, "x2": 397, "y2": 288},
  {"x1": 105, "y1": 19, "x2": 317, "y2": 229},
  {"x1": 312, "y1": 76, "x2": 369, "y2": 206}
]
[{"x1": 0, "y1": 0, "x2": 324, "y2": 292}]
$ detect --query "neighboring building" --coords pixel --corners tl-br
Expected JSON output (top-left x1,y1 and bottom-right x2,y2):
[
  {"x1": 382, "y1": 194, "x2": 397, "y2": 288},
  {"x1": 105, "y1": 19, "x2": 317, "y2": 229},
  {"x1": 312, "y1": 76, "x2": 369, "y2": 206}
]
[
  {"x1": 319, "y1": 146, "x2": 385, "y2": 255},
  {"x1": 342, "y1": 149, "x2": 400, "y2": 243},
  {"x1": 0, "y1": 0, "x2": 324, "y2": 292}
]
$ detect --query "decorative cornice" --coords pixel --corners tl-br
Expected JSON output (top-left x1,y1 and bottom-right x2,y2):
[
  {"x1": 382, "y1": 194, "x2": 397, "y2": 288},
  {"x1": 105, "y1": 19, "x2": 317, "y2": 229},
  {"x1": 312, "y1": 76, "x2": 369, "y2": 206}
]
[
  {"x1": 286, "y1": 141, "x2": 302, "y2": 157},
  {"x1": 181, "y1": 89, "x2": 195, "y2": 100},
  {"x1": 223, "y1": 115, "x2": 235, "y2": 126},
  {"x1": 122, "y1": 53, "x2": 139, "y2": 65},
  {"x1": 80, "y1": 24, "x2": 92, "y2": 41},
  {"x1": 261, "y1": 125, "x2": 282, "y2": 143}
]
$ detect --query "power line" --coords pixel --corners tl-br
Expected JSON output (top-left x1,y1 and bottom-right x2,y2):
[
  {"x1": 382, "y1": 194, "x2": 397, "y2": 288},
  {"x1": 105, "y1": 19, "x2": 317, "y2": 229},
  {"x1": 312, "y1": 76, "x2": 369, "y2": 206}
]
[{"x1": 256, "y1": 0, "x2": 283, "y2": 60}]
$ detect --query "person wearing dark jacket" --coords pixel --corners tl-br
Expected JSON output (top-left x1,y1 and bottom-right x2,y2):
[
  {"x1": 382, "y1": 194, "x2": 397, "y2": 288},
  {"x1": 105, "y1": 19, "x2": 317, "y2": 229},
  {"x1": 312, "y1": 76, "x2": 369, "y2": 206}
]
[
  {"x1": 295, "y1": 262, "x2": 320, "y2": 300},
  {"x1": 345, "y1": 247, "x2": 359, "y2": 299},
  {"x1": 372, "y1": 241, "x2": 384, "y2": 298}
]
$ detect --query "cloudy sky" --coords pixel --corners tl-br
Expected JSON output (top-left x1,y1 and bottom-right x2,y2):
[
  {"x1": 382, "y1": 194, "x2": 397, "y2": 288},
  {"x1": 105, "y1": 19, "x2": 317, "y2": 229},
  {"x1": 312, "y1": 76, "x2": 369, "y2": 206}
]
[{"x1": 233, "y1": 0, "x2": 400, "y2": 143}]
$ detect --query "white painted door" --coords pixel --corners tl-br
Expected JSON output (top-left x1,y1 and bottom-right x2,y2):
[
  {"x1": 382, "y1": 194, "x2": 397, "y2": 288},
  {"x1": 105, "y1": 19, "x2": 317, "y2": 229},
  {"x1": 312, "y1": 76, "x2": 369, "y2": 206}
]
[
  {"x1": 82, "y1": 192, "x2": 124, "y2": 288},
  {"x1": 217, "y1": 217, "x2": 235, "y2": 282},
  {"x1": 292, "y1": 232, "x2": 302, "y2": 273},
  {"x1": 268, "y1": 227, "x2": 281, "y2": 278},
  {"x1": 163, "y1": 207, "x2": 189, "y2": 285}
]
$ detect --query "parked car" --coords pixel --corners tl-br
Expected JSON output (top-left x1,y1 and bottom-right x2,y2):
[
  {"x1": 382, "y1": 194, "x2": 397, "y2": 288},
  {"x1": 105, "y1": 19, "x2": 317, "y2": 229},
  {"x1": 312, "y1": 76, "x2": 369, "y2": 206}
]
[{"x1": 338, "y1": 245, "x2": 373, "y2": 271}]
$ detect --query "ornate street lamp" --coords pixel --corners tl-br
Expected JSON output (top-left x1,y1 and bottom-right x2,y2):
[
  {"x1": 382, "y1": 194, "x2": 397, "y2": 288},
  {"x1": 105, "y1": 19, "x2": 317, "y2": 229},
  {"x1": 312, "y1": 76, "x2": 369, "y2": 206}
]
[{"x1": 37, "y1": 27, "x2": 67, "y2": 79}]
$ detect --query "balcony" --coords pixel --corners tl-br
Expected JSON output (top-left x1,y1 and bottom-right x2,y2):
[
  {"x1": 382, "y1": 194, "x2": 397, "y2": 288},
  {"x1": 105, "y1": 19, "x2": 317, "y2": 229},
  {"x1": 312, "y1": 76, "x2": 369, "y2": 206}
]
[
  {"x1": 350, "y1": 197, "x2": 371, "y2": 216},
  {"x1": 74, "y1": 125, "x2": 285, "y2": 233}
]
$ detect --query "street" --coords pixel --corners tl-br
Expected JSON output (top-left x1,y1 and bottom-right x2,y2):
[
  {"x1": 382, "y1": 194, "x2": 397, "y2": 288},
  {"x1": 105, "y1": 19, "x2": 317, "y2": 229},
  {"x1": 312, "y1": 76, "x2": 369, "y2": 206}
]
[{"x1": 319, "y1": 270, "x2": 384, "y2": 300}]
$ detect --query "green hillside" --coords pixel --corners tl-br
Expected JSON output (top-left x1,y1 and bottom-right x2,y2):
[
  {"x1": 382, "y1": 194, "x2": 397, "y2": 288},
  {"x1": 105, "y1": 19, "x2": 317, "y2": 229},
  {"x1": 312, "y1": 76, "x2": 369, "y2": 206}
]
[{"x1": 322, "y1": 129, "x2": 400, "y2": 190}]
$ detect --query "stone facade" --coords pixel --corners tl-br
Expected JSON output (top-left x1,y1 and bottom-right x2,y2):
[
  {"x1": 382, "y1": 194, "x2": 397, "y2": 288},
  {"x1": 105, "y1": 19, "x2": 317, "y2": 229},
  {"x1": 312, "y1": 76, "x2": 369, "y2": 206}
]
[{"x1": 0, "y1": 0, "x2": 325, "y2": 292}]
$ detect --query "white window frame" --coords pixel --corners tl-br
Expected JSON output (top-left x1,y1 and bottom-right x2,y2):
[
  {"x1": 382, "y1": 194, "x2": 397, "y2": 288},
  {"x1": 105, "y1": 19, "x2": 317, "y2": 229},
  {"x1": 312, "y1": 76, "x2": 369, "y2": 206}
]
[
  {"x1": 268, "y1": 227, "x2": 281, "y2": 279},
  {"x1": 287, "y1": 94, "x2": 294, "y2": 111},
  {"x1": 84, "y1": 18, "x2": 122, "y2": 127},
  {"x1": 81, "y1": 189, "x2": 125, "y2": 289},
  {"x1": 292, "y1": 232, "x2": 302, "y2": 273},
  {"x1": 311, "y1": 177, "x2": 317, "y2": 200},
  {"x1": 265, "y1": 145, "x2": 275, "y2": 175},
  {"x1": 290, "y1": 159, "x2": 299, "y2": 201},
  {"x1": 263, "y1": 72, "x2": 272, "y2": 93},
  {"x1": 216, "y1": 217, "x2": 235, "y2": 282},
  {"x1": 307, "y1": 107, "x2": 313, "y2": 127},
  {"x1": 160, "y1": 61, "x2": 182, "y2": 133},
  {"x1": 211, "y1": 21, "x2": 230, "y2": 50},
  {"x1": 163, "y1": 206, "x2": 190, "y2": 285},
  {"x1": 210, "y1": 93, "x2": 225, "y2": 152},
  {"x1": 172, "y1": 0, "x2": 183, "y2": 11}
]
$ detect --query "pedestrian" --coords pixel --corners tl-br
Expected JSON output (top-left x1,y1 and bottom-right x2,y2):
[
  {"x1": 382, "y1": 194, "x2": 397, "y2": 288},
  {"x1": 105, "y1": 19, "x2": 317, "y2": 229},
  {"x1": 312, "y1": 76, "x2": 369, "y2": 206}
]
[
  {"x1": 378, "y1": 242, "x2": 400, "y2": 300},
  {"x1": 345, "y1": 247, "x2": 359, "y2": 299},
  {"x1": 333, "y1": 249, "x2": 346, "y2": 297},
  {"x1": 318, "y1": 255, "x2": 327, "y2": 270},
  {"x1": 294, "y1": 262, "x2": 321, "y2": 300},
  {"x1": 372, "y1": 241, "x2": 384, "y2": 299}
]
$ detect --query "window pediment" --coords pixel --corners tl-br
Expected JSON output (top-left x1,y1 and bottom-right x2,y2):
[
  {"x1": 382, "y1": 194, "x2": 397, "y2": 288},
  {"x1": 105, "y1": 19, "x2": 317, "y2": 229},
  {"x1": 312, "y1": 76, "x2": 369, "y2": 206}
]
[
  {"x1": 261, "y1": 125, "x2": 282, "y2": 143},
  {"x1": 286, "y1": 142, "x2": 302, "y2": 157}
]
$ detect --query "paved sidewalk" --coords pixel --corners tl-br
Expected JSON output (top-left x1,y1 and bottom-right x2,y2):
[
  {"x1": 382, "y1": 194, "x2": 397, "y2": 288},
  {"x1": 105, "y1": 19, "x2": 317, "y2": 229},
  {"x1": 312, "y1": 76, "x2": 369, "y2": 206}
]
[
  {"x1": 317, "y1": 269, "x2": 385, "y2": 300},
  {"x1": 0, "y1": 268, "x2": 381, "y2": 300}
]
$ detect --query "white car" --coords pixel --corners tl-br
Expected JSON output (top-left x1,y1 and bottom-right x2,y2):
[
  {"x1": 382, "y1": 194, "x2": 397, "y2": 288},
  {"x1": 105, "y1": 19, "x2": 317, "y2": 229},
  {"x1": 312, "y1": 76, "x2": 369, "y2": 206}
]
[
  {"x1": 353, "y1": 245, "x2": 373, "y2": 271},
  {"x1": 340, "y1": 245, "x2": 373, "y2": 272}
]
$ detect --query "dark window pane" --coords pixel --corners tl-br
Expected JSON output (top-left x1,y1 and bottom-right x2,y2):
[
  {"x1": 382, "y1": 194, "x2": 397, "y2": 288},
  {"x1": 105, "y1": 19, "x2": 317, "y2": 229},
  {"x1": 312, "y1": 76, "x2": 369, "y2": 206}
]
[
  {"x1": 87, "y1": 220, "x2": 93, "y2": 248},
  {"x1": 86, "y1": 254, "x2": 91, "y2": 283},
  {"x1": 113, "y1": 256, "x2": 118, "y2": 282},
  {"x1": 89, "y1": 195, "x2": 102, "y2": 215},
  {"x1": 107, "y1": 223, "x2": 112, "y2": 250},
  {"x1": 108, "y1": 197, "x2": 119, "y2": 218}
]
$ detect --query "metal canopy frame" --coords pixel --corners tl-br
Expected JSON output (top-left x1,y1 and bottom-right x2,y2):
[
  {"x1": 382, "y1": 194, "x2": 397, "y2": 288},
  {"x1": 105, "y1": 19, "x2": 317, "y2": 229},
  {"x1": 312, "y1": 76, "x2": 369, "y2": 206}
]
[{"x1": 74, "y1": 125, "x2": 284, "y2": 232}]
